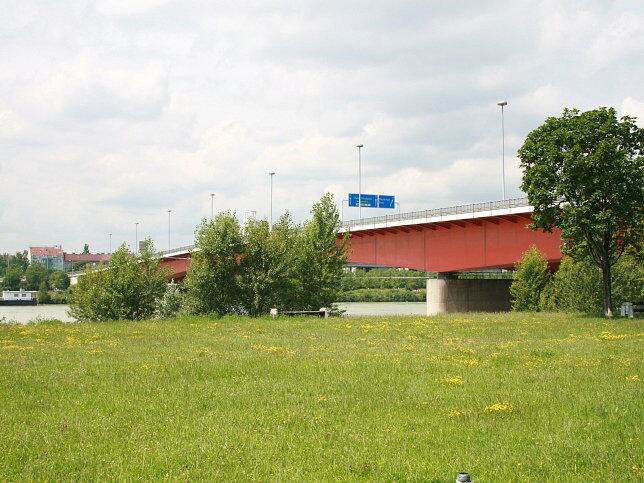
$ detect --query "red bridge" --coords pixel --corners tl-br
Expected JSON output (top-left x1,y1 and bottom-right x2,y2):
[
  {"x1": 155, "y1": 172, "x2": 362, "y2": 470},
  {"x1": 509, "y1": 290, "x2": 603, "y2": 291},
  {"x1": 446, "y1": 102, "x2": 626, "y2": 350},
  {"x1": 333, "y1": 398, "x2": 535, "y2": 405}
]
[
  {"x1": 157, "y1": 198, "x2": 562, "y2": 314},
  {"x1": 341, "y1": 197, "x2": 562, "y2": 273}
]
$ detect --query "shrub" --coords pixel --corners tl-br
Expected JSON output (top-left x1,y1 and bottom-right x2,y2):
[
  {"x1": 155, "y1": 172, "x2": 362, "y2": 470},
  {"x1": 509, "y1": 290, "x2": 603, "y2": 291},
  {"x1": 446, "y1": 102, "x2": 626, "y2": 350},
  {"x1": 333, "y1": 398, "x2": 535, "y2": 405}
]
[
  {"x1": 154, "y1": 282, "x2": 184, "y2": 319},
  {"x1": 510, "y1": 245, "x2": 551, "y2": 312},
  {"x1": 69, "y1": 240, "x2": 169, "y2": 321}
]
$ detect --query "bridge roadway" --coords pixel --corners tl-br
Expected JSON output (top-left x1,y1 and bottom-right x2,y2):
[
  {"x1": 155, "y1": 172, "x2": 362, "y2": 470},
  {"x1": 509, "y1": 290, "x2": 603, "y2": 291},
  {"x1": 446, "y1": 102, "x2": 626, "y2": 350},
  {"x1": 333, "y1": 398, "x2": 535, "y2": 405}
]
[
  {"x1": 158, "y1": 197, "x2": 562, "y2": 281},
  {"x1": 339, "y1": 197, "x2": 562, "y2": 273}
]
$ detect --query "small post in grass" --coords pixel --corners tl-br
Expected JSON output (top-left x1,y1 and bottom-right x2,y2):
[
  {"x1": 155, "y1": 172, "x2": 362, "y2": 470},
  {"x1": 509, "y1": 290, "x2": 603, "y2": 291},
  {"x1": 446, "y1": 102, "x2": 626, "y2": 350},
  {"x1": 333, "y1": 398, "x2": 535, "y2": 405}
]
[{"x1": 456, "y1": 473, "x2": 471, "y2": 482}]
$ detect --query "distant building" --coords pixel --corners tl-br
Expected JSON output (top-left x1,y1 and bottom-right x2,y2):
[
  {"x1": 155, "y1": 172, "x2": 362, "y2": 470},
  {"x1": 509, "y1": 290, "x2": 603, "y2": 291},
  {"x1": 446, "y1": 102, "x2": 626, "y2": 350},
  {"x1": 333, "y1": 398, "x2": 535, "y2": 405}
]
[
  {"x1": 29, "y1": 246, "x2": 111, "y2": 272},
  {"x1": 28, "y1": 246, "x2": 64, "y2": 271}
]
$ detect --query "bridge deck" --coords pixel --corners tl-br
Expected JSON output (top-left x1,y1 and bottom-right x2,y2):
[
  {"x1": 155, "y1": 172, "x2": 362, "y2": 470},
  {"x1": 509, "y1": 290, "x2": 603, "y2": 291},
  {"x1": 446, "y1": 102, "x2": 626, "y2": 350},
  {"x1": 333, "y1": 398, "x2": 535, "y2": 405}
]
[{"x1": 341, "y1": 197, "x2": 531, "y2": 232}]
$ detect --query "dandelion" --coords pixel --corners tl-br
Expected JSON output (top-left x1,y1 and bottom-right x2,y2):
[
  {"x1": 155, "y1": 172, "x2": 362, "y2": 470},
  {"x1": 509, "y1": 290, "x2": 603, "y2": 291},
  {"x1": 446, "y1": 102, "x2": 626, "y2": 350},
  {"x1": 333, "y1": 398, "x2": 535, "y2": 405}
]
[
  {"x1": 626, "y1": 375, "x2": 640, "y2": 382},
  {"x1": 448, "y1": 410, "x2": 464, "y2": 417},
  {"x1": 597, "y1": 331, "x2": 628, "y2": 340},
  {"x1": 485, "y1": 401, "x2": 514, "y2": 413},
  {"x1": 440, "y1": 376, "x2": 463, "y2": 386}
]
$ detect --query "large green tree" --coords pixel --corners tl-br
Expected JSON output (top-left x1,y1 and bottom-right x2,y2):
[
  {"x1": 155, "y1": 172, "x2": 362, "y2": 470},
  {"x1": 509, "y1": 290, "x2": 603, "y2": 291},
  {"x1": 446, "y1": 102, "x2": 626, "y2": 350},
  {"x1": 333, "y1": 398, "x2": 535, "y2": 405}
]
[
  {"x1": 237, "y1": 218, "x2": 295, "y2": 316},
  {"x1": 69, "y1": 240, "x2": 169, "y2": 321},
  {"x1": 183, "y1": 212, "x2": 244, "y2": 316},
  {"x1": 291, "y1": 193, "x2": 350, "y2": 310},
  {"x1": 518, "y1": 107, "x2": 643, "y2": 316}
]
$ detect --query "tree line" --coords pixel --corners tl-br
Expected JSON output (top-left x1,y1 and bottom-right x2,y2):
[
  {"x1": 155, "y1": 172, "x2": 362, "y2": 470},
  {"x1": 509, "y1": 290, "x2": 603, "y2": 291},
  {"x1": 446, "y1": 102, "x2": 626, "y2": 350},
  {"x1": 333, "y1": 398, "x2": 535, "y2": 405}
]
[
  {"x1": 1, "y1": 252, "x2": 71, "y2": 303},
  {"x1": 510, "y1": 245, "x2": 642, "y2": 313},
  {"x1": 69, "y1": 194, "x2": 349, "y2": 321}
]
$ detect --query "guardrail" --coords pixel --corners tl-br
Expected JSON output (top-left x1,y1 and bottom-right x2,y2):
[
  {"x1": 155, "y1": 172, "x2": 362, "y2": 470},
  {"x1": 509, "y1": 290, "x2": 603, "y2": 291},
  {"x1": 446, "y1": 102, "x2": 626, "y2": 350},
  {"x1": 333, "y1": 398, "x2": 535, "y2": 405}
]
[
  {"x1": 158, "y1": 244, "x2": 196, "y2": 257},
  {"x1": 341, "y1": 197, "x2": 531, "y2": 229}
]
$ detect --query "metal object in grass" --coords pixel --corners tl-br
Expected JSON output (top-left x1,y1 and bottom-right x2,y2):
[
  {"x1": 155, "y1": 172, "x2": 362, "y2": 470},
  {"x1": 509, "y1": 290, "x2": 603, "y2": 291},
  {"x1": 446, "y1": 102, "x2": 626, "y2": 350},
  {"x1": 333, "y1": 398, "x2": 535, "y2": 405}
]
[{"x1": 456, "y1": 473, "x2": 471, "y2": 482}]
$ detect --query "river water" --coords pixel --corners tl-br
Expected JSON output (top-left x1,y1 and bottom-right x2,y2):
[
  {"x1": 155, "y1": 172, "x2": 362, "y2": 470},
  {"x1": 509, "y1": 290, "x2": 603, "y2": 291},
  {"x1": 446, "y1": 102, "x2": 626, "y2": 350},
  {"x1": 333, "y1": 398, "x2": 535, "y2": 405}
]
[{"x1": 0, "y1": 302, "x2": 427, "y2": 324}]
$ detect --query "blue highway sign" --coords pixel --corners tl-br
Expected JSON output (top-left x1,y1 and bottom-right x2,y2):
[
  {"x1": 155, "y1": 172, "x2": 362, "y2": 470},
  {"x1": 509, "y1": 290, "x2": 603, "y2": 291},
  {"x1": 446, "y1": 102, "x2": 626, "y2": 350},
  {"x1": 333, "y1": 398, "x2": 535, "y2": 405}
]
[
  {"x1": 349, "y1": 193, "x2": 396, "y2": 209},
  {"x1": 378, "y1": 195, "x2": 395, "y2": 209}
]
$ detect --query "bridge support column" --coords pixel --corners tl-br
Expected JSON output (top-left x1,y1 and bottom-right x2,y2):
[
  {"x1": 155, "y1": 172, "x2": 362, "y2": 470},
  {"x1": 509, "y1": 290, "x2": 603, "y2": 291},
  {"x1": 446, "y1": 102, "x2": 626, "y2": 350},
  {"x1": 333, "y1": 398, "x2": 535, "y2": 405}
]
[{"x1": 426, "y1": 277, "x2": 512, "y2": 315}]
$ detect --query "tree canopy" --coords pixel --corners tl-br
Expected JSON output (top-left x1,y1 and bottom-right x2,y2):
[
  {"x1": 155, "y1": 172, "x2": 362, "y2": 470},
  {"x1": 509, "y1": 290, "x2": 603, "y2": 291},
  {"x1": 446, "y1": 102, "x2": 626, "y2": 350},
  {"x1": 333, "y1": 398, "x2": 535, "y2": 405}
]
[
  {"x1": 184, "y1": 193, "x2": 349, "y2": 317},
  {"x1": 69, "y1": 240, "x2": 169, "y2": 321},
  {"x1": 518, "y1": 107, "x2": 643, "y2": 316}
]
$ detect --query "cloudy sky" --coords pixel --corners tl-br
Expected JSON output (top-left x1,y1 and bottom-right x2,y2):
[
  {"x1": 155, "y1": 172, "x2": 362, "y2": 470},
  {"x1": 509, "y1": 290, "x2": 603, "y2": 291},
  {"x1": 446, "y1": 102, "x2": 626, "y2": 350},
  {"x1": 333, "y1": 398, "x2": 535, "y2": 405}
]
[{"x1": 1, "y1": 0, "x2": 642, "y2": 254}]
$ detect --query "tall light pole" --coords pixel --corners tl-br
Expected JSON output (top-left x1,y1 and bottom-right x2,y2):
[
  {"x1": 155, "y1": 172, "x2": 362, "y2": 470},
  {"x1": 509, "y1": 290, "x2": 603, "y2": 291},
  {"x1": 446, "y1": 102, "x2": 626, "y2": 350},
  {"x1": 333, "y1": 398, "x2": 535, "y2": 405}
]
[
  {"x1": 269, "y1": 172, "x2": 275, "y2": 231},
  {"x1": 109, "y1": 233, "x2": 112, "y2": 254},
  {"x1": 168, "y1": 210, "x2": 172, "y2": 251},
  {"x1": 497, "y1": 101, "x2": 507, "y2": 200},
  {"x1": 135, "y1": 222, "x2": 139, "y2": 255},
  {"x1": 356, "y1": 144, "x2": 364, "y2": 219},
  {"x1": 341, "y1": 199, "x2": 348, "y2": 226},
  {"x1": 210, "y1": 193, "x2": 215, "y2": 221}
]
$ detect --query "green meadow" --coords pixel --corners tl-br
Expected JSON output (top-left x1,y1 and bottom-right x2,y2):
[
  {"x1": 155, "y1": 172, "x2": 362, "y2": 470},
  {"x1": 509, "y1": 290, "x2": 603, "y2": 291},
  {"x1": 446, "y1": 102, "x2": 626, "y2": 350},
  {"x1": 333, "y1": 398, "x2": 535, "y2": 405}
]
[{"x1": 1, "y1": 313, "x2": 641, "y2": 482}]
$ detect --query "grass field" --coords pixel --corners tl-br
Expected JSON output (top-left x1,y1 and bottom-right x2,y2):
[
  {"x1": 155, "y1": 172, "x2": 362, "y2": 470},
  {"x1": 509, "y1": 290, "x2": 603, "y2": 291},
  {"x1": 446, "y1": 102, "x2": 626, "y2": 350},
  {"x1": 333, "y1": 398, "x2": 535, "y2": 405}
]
[{"x1": 1, "y1": 313, "x2": 642, "y2": 481}]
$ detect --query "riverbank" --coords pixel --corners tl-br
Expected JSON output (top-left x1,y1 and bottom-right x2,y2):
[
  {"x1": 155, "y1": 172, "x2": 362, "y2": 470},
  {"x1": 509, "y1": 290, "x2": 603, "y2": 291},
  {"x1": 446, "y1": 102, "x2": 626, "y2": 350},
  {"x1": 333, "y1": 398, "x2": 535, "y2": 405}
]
[{"x1": 1, "y1": 302, "x2": 427, "y2": 324}]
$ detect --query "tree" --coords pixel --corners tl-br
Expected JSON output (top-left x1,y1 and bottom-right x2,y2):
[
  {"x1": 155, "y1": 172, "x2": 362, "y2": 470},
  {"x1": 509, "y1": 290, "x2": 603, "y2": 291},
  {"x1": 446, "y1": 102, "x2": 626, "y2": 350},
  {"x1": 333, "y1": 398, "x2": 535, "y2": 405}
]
[
  {"x1": 291, "y1": 193, "x2": 349, "y2": 310},
  {"x1": 25, "y1": 262, "x2": 52, "y2": 290},
  {"x1": 83, "y1": 244, "x2": 90, "y2": 254},
  {"x1": 238, "y1": 219, "x2": 293, "y2": 316},
  {"x1": 37, "y1": 281, "x2": 52, "y2": 304},
  {"x1": 183, "y1": 212, "x2": 244, "y2": 316},
  {"x1": 510, "y1": 245, "x2": 551, "y2": 312},
  {"x1": 2, "y1": 265, "x2": 23, "y2": 290},
  {"x1": 49, "y1": 271, "x2": 70, "y2": 290},
  {"x1": 68, "y1": 240, "x2": 169, "y2": 321},
  {"x1": 518, "y1": 107, "x2": 644, "y2": 316}
]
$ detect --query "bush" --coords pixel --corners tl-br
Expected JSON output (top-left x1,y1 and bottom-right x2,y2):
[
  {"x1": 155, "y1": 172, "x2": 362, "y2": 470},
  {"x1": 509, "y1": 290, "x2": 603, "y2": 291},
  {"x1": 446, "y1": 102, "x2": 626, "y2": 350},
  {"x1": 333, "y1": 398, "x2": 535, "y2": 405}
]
[
  {"x1": 510, "y1": 245, "x2": 551, "y2": 312},
  {"x1": 154, "y1": 282, "x2": 184, "y2": 319},
  {"x1": 542, "y1": 257, "x2": 602, "y2": 313},
  {"x1": 69, "y1": 240, "x2": 169, "y2": 321}
]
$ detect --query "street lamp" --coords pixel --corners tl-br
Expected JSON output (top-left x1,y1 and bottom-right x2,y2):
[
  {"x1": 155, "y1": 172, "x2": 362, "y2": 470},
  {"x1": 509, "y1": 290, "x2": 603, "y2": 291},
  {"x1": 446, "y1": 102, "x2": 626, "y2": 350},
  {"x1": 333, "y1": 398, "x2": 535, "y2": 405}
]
[
  {"x1": 109, "y1": 233, "x2": 112, "y2": 254},
  {"x1": 168, "y1": 210, "x2": 172, "y2": 251},
  {"x1": 135, "y1": 222, "x2": 139, "y2": 255},
  {"x1": 356, "y1": 144, "x2": 364, "y2": 219},
  {"x1": 269, "y1": 172, "x2": 275, "y2": 231},
  {"x1": 210, "y1": 193, "x2": 215, "y2": 221},
  {"x1": 341, "y1": 199, "x2": 348, "y2": 226},
  {"x1": 497, "y1": 101, "x2": 507, "y2": 200}
]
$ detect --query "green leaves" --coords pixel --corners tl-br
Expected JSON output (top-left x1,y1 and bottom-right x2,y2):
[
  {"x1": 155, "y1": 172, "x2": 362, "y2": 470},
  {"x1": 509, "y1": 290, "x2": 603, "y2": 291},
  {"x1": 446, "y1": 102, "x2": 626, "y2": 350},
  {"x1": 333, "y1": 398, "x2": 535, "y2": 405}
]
[
  {"x1": 518, "y1": 107, "x2": 644, "y2": 315},
  {"x1": 68, "y1": 239, "x2": 169, "y2": 321},
  {"x1": 184, "y1": 194, "x2": 350, "y2": 317},
  {"x1": 510, "y1": 245, "x2": 551, "y2": 312}
]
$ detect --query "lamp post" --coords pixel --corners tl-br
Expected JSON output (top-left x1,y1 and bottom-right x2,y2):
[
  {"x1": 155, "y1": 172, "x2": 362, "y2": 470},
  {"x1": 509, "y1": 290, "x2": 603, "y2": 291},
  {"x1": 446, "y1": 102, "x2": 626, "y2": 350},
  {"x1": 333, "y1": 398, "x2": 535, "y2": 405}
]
[
  {"x1": 497, "y1": 101, "x2": 507, "y2": 200},
  {"x1": 135, "y1": 222, "x2": 139, "y2": 255},
  {"x1": 356, "y1": 144, "x2": 364, "y2": 219},
  {"x1": 341, "y1": 199, "x2": 348, "y2": 226},
  {"x1": 168, "y1": 210, "x2": 172, "y2": 251},
  {"x1": 210, "y1": 193, "x2": 215, "y2": 221},
  {"x1": 269, "y1": 172, "x2": 275, "y2": 231},
  {"x1": 109, "y1": 233, "x2": 112, "y2": 254}
]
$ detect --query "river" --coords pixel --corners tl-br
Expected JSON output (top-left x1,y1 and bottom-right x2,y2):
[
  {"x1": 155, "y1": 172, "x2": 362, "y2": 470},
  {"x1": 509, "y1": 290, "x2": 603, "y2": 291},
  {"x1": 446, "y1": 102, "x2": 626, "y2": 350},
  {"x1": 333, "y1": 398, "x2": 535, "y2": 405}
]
[{"x1": 0, "y1": 302, "x2": 427, "y2": 324}]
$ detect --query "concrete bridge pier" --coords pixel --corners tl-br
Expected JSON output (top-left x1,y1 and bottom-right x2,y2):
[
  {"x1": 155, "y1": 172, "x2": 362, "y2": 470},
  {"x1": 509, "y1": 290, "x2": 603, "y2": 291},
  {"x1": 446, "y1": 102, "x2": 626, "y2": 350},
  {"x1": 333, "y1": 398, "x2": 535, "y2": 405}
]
[{"x1": 426, "y1": 274, "x2": 512, "y2": 315}]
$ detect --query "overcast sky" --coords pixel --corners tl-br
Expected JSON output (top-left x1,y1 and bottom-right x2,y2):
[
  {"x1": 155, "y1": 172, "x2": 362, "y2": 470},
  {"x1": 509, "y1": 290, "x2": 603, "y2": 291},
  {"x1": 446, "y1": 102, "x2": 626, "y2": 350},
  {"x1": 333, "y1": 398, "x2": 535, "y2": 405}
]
[{"x1": 1, "y1": 0, "x2": 642, "y2": 255}]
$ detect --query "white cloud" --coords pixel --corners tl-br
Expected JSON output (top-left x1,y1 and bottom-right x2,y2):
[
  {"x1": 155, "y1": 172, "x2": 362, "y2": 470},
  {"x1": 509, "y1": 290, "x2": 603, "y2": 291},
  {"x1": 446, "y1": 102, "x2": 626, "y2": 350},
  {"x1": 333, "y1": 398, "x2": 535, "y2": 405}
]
[{"x1": 1, "y1": 1, "x2": 643, "y2": 253}]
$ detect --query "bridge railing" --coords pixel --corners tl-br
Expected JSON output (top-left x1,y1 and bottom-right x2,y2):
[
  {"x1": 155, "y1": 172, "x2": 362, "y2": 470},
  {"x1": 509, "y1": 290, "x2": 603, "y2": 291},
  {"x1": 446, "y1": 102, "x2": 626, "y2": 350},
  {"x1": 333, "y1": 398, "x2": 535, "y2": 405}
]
[
  {"x1": 158, "y1": 244, "x2": 196, "y2": 257},
  {"x1": 341, "y1": 197, "x2": 531, "y2": 229}
]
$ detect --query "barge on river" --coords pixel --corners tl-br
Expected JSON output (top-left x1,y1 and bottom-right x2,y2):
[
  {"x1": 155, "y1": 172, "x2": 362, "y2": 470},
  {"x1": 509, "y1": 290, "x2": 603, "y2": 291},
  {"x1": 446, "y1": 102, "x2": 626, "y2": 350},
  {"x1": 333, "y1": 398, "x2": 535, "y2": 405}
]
[{"x1": 0, "y1": 290, "x2": 38, "y2": 306}]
